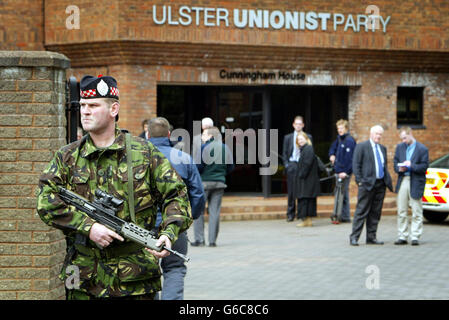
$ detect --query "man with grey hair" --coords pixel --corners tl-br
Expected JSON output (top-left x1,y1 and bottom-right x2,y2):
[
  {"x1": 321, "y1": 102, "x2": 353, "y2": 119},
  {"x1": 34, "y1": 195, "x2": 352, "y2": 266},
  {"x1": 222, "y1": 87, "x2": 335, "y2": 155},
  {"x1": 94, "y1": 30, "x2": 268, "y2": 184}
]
[
  {"x1": 201, "y1": 117, "x2": 214, "y2": 129},
  {"x1": 192, "y1": 117, "x2": 214, "y2": 164},
  {"x1": 192, "y1": 126, "x2": 234, "y2": 247},
  {"x1": 350, "y1": 125, "x2": 393, "y2": 246}
]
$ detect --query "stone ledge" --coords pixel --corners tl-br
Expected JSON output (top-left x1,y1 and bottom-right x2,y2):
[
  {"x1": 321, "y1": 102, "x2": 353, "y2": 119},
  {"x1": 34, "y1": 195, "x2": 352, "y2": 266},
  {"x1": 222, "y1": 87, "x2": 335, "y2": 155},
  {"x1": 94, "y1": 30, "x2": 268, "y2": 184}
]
[
  {"x1": 46, "y1": 41, "x2": 449, "y2": 72},
  {"x1": 0, "y1": 51, "x2": 70, "y2": 69}
]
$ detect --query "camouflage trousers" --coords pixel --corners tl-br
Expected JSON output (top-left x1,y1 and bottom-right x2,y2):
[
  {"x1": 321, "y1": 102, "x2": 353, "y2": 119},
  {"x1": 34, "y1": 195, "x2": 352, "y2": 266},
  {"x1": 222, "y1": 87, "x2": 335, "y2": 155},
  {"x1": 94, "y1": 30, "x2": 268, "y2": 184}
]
[{"x1": 67, "y1": 289, "x2": 156, "y2": 300}]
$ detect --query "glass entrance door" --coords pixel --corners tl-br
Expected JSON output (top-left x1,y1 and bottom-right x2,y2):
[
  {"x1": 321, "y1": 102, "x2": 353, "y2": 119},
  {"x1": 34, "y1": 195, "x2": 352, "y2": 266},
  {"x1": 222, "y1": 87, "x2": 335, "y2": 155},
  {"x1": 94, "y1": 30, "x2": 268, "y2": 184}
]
[
  {"x1": 157, "y1": 84, "x2": 349, "y2": 197},
  {"x1": 215, "y1": 88, "x2": 264, "y2": 194}
]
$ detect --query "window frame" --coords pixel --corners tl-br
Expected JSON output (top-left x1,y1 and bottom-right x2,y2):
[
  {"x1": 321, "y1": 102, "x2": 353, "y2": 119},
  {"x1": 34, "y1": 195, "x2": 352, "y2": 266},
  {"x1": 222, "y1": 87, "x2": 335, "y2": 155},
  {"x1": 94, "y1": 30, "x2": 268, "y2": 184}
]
[{"x1": 396, "y1": 86, "x2": 424, "y2": 126}]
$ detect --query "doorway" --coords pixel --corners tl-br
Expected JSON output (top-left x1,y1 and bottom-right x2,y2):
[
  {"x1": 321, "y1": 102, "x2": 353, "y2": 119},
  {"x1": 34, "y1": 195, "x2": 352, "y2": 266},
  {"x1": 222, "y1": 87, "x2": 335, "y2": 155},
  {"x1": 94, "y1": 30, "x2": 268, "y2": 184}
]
[{"x1": 157, "y1": 85, "x2": 348, "y2": 196}]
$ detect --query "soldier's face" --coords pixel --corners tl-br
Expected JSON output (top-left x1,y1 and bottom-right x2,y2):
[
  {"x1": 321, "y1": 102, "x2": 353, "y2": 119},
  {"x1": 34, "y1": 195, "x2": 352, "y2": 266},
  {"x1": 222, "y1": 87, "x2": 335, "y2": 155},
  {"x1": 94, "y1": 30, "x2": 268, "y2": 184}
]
[{"x1": 80, "y1": 98, "x2": 118, "y2": 133}]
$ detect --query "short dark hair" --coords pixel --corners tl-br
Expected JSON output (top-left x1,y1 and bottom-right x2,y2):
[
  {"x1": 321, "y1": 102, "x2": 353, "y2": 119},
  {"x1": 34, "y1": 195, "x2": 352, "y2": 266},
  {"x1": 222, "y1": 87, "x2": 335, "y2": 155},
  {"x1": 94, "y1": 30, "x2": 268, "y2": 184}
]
[{"x1": 148, "y1": 117, "x2": 170, "y2": 137}]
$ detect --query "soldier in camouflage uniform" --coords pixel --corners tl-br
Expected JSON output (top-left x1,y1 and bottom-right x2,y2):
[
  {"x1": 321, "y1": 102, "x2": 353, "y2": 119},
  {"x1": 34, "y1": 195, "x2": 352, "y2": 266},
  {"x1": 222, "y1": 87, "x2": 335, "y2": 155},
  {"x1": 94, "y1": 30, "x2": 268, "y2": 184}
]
[{"x1": 36, "y1": 75, "x2": 192, "y2": 300}]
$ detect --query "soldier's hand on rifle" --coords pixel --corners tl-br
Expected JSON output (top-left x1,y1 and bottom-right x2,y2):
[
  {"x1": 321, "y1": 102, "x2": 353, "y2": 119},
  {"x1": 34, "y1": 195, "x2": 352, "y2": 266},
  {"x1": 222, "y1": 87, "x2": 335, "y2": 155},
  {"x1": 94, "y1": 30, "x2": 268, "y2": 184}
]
[
  {"x1": 146, "y1": 234, "x2": 172, "y2": 259},
  {"x1": 89, "y1": 222, "x2": 124, "y2": 248}
]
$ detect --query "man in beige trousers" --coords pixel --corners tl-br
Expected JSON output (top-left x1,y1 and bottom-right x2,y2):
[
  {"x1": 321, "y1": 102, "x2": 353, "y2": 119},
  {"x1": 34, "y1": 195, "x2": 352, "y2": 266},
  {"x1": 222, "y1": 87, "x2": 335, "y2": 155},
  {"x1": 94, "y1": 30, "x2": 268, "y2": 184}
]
[{"x1": 393, "y1": 126, "x2": 429, "y2": 246}]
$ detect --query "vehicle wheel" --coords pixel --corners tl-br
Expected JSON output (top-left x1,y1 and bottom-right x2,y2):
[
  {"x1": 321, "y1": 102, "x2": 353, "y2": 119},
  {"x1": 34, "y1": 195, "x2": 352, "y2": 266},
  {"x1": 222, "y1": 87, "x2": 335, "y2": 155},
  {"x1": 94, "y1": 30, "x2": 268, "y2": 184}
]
[{"x1": 423, "y1": 210, "x2": 449, "y2": 223}]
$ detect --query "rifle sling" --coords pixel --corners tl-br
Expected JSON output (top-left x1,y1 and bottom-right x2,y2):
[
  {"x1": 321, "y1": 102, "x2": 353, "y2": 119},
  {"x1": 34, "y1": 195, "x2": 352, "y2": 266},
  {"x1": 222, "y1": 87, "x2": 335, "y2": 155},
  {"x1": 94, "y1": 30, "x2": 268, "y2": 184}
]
[{"x1": 125, "y1": 133, "x2": 136, "y2": 223}]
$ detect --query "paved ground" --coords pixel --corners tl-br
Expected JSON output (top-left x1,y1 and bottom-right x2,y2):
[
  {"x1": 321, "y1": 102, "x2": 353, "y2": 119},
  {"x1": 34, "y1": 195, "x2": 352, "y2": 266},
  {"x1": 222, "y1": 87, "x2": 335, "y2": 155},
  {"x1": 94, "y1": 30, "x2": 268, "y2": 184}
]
[{"x1": 183, "y1": 215, "x2": 449, "y2": 300}]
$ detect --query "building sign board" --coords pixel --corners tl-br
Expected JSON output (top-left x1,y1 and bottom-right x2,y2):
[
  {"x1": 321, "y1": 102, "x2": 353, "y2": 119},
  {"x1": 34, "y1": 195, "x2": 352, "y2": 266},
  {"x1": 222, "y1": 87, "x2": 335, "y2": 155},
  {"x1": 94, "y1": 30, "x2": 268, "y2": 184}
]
[
  {"x1": 152, "y1": 5, "x2": 391, "y2": 32},
  {"x1": 219, "y1": 69, "x2": 306, "y2": 81}
]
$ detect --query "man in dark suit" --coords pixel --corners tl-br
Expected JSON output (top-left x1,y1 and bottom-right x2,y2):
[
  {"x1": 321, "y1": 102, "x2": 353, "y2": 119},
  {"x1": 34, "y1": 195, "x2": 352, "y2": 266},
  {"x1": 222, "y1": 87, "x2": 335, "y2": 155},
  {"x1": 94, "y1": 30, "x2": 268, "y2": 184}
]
[
  {"x1": 350, "y1": 125, "x2": 393, "y2": 246},
  {"x1": 393, "y1": 126, "x2": 428, "y2": 246},
  {"x1": 282, "y1": 116, "x2": 312, "y2": 222}
]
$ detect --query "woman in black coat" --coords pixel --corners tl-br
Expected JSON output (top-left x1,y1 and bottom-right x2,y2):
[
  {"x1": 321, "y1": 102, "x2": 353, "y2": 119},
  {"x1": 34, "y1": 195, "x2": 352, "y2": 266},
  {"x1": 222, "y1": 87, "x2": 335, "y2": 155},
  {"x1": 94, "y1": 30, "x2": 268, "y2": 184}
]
[{"x1": 295, "y1": 132, "x2": 321, "y2": 227}]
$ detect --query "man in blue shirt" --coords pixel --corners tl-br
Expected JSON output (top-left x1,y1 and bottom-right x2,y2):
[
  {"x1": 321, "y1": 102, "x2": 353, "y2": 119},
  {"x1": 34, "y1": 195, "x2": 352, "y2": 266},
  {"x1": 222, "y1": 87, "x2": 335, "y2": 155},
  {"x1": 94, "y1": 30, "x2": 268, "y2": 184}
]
[
  {"x1": 393, "y1": 126, "x2": 428, "y2": 246},
  {"x1": 148, "y1": 117, "x2": 205, "y2": 300},
  {"x1": 328, "y1": 119, "x2": 357, "y2": 223}
]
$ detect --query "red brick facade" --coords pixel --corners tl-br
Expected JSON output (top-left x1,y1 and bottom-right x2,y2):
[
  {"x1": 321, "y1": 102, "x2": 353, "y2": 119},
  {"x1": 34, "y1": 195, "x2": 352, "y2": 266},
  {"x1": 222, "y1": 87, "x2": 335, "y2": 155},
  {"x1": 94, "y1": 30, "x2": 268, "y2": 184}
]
[
  {"x1": 0, "y1": 0, "x2": 447, "y2": 188},
  {"x1": 37, "y1": 1, "x2": 449, "y2": 156},
  {"x1": 0, "y1": 0, "x2": 45, "y2": 51},
  {"x1": 44, "y1": 0, "x2": 448, "y2": 51},
  {"x1": 1, "y1": 0, "x2": 448, "y2": 169}
]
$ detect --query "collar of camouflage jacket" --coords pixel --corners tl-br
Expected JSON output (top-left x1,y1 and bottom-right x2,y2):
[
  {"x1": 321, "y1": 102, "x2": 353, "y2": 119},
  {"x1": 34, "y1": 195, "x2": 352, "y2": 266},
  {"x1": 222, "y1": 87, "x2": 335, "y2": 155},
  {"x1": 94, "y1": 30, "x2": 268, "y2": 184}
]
[{"x1": 80, "y1": 125, "x2": 126, "y2": 158}]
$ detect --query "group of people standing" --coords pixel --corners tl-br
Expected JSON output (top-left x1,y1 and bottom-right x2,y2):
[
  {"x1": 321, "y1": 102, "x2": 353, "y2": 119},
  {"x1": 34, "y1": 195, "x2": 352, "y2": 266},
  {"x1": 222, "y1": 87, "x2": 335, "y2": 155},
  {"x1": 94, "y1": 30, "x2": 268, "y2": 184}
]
[
  {"x1": 283, "y1": 116, "x2": 429, "y2": 247},
  {"x1": 37, "y1": 73, "x2": 429, "y2": 301},
  {"x1": 138, "y1": 116, "x2": 234, "y2": 298},
  {"x1": 140, "y1": 116, "x2": 234, "y2": 249}
]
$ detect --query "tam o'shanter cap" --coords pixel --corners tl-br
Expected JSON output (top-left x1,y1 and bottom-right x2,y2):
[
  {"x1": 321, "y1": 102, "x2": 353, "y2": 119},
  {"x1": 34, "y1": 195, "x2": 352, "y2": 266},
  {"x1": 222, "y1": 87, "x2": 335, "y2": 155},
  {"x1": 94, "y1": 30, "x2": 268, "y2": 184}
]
[{"x1": 80, "y1": 75, "x2": 119, "y2": 100}]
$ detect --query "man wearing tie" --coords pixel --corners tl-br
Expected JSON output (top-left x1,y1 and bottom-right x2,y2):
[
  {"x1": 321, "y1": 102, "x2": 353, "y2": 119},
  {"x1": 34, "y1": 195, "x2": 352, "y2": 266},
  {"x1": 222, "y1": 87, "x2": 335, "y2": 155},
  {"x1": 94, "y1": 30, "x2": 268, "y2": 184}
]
[
  {"x1": 282, "y1": 116, "x2": 312, "y2": 222},
  {"x1": 393, "y1": 126, "x2": 428, "y2": 246},
  {"x1": 350, "y1": 125, "x2": 393, "y2": 246}
]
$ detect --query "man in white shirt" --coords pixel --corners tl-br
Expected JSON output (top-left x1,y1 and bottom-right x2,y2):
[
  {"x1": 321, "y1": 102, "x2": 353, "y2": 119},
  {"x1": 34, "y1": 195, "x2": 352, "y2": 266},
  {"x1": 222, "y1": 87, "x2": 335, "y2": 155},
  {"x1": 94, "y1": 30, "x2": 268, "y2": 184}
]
[
  {"x1": 350, "y1": 125, "x2": 393, "y2": 246},
  {"x1": 282, "y1": 116, "x2": 312, "y2": 222}
]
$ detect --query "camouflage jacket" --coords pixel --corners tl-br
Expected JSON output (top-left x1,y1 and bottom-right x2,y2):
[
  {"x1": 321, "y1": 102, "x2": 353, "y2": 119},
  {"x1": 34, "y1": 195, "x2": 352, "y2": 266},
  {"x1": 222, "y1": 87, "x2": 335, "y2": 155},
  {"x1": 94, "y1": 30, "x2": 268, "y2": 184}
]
[{"x1": 37, "y1": 126, "x2": 192, "y2": 298}]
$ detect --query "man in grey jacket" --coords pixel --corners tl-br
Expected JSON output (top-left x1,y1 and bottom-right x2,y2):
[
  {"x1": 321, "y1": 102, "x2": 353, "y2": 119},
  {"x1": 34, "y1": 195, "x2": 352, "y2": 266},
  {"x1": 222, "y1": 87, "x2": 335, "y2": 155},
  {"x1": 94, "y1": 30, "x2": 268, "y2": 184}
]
[{"x1": 192, "y1": 127, "x2": 234, "y2": 247}]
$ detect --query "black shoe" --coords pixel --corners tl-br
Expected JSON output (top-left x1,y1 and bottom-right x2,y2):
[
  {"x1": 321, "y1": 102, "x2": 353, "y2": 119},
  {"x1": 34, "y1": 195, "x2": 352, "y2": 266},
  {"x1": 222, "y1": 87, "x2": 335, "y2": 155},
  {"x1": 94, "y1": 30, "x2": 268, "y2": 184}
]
[
  {"x1": 411, "y1": 240, "x2": 419, "y2": 246},
  {"x1": 209, "y1": 243, "x2": 216, "y2": 247},
  {"x1": 350, "y1": 238, "x2": 359, "y2": 246},
  {"x1": 190, "y1": 241, "x2": 205, "y2": 247},
  {"x1": 339, "y1": 219, "x2": 351, "y2": 223},
  {"x1": 367, "y1": 239, "x2": 384, "y2": 245},
  {"x1": 394, "y1": 239, "x2": 408, "y2": 245},
  {"x1": 287, "y1": 216, "x2": 294, "y2": 222}
]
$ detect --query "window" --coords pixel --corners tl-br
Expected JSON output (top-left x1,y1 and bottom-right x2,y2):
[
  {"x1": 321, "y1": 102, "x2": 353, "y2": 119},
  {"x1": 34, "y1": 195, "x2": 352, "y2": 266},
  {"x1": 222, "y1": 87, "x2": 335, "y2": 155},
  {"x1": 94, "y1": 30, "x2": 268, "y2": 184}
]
[{"x1": 397, "y1": 87, "x2": 424, "y2": 125}]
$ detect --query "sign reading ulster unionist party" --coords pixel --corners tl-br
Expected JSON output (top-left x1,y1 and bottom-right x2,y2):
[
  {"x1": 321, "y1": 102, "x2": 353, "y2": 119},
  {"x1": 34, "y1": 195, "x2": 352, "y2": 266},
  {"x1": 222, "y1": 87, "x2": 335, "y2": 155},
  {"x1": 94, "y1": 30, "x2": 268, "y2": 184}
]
[{"x1": 152, "y1": 5, "x2": 391, "y2": 32}]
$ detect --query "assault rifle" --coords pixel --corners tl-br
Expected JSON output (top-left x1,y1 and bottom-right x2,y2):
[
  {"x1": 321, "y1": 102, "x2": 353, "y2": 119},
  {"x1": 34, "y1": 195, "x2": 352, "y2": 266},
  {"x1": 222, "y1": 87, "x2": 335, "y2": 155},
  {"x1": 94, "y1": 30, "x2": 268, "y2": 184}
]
[{"x1": 58, "y1": 187, "x2": 190, "y2": 262}]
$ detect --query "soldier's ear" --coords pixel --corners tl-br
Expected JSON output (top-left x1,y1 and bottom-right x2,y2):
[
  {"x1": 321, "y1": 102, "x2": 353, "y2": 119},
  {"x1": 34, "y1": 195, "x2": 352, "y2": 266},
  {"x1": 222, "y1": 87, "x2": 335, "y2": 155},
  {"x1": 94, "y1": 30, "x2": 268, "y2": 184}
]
[{"x1": 110, "y1": 102, "x2": 120, "y2": 119}]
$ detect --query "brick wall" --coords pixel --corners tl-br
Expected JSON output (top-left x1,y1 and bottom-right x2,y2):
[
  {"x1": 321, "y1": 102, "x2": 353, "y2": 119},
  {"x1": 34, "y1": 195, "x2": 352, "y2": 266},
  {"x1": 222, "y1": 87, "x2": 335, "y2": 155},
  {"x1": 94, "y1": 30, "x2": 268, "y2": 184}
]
[
  {"x1": 348, "y1": 71, "x2": 449, "y2": 195},
  {"x1": 0, "y1": 51, "x2": 70, "y2": 300},
  {"x1": 44, "y1": 0, "x2": 120, "y2": 44},
  {"x1": 44, "y1": 0, "x2": 449, "y2": 51},
  {"x1": 0, "y1": 0, "x2": 44, "y2": 51},
  {"x1": 64, "y1": 63, "x2": 449, "y2": 158}
]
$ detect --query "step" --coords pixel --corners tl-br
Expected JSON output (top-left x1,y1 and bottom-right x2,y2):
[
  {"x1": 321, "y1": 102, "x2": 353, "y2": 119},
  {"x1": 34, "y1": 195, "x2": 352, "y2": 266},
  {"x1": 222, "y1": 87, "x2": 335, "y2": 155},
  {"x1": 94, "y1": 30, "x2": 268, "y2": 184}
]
[{"x1": 216, "y1": 195, "x2": 397, "y2": 215}]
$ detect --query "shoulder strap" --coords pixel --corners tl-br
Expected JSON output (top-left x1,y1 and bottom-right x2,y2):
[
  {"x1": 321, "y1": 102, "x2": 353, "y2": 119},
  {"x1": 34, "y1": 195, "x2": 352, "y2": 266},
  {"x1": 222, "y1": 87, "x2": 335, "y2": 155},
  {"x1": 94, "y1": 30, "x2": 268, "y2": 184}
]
[{"x1": 125, "y1": 133, "x2": 136, "y2": 223}]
